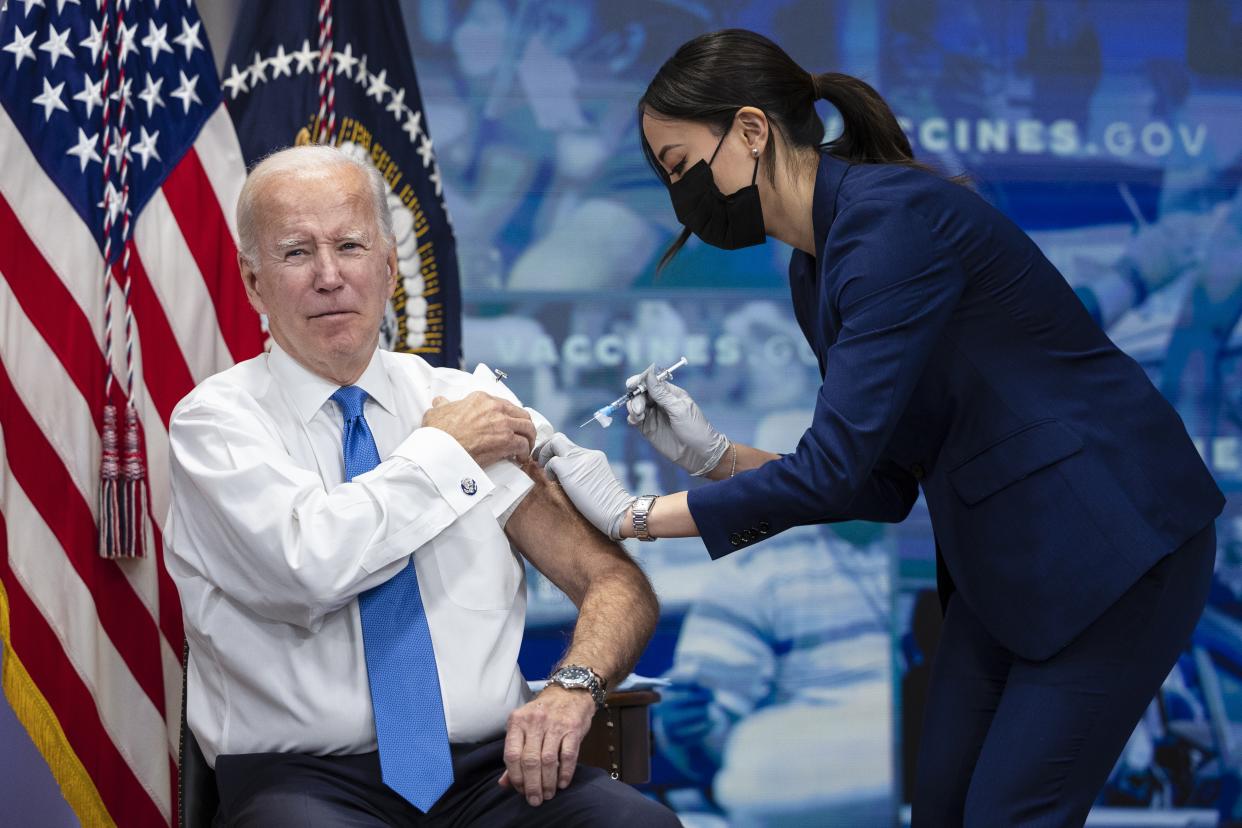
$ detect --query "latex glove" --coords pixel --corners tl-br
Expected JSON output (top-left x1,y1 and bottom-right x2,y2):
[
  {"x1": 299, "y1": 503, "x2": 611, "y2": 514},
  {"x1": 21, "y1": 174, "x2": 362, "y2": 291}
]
[
  {"x1": 538, "y1": 433, "x2": 633, "y2": 540},
  {"x1": 625, "y1": 364, "x2": 729, "y2": 476}
]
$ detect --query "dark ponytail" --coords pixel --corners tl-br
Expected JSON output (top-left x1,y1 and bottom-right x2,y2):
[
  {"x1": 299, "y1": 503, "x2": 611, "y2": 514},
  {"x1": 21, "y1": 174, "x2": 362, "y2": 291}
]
[
  {"x1": 811, "y1": 72, "x2": 915, "y2": 164},
  {"x1": 640, "y1": 29, "x2": 926, "y2": 270}
]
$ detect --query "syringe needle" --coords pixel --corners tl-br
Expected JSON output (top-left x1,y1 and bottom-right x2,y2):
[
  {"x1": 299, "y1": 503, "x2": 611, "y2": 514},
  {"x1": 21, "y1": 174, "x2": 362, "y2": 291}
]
[{"x1": 578, "y1": 356, "x2": 688, "y2": 430}]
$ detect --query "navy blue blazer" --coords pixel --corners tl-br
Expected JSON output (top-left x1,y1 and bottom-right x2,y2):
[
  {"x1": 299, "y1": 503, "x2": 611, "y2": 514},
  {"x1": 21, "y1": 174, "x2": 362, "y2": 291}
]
[{"x1": 686, "y1": 152, "x2": 1224, "y2": 661}]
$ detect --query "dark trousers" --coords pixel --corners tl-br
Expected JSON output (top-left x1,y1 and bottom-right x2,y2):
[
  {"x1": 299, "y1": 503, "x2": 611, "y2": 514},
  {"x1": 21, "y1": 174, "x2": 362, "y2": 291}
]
[
  {"x1": 912, "y1": 522, "x2": 1216, "y2": 827},
  {"x1": 213, "y1": 738, "x2": 679, "y2": 827}
]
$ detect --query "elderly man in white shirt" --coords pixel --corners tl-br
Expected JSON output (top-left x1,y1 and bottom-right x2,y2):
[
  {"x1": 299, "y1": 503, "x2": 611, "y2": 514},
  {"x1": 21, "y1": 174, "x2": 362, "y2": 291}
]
[{"x1": 165, "y1": 145, "x2": 677, "y2": 827}]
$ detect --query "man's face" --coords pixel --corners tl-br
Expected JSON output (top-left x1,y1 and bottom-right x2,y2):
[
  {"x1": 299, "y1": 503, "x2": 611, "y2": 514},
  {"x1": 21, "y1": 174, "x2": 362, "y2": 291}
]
[{"x1": 240, "y1": 165, "x2": 397, "y2": 384}]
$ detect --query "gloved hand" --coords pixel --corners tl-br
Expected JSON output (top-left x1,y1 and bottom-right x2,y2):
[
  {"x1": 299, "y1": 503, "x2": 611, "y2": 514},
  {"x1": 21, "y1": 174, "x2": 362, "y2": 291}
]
[
  {"x1": 538, "y1": 433, "x2": 633, "y2": 540},
  {"x1": 625, "y1": 364, "x2": 729, "y2": 477}
]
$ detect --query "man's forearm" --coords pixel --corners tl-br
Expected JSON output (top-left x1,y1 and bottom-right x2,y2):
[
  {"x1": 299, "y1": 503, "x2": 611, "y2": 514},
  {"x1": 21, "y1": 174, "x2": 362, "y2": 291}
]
[{"x1": 554, "y1": 552, "x2": 658, "y2": 687}]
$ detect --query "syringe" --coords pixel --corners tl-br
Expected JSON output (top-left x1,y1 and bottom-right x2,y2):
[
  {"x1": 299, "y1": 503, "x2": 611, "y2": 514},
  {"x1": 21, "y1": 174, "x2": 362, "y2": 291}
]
[{"x1": 579, "y1": 357, "x2": 689, "y2": 428}]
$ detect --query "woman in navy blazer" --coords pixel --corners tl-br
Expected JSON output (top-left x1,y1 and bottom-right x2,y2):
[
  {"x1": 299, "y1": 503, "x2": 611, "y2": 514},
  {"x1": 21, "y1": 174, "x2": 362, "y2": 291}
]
[{"x1": 540, "y1": 29, "x2": 1223, "y2": 826}]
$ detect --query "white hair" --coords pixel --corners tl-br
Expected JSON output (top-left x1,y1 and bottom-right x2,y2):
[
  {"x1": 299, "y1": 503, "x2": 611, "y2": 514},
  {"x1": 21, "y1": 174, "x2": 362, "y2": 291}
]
[{"x1": 236, "y1": 144, "x2": 394, "y2": 267}]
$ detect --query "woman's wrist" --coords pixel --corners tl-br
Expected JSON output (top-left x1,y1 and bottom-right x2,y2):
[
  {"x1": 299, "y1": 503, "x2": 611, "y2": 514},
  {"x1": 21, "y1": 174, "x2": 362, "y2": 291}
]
[
  {"x1": 618, "y1": 506, "x2": 635, "y2": 539},
  {"x1": 612, "y1": 492, "x2": 700, "y2": 541},
  {"x1": 704, "y1": 443, "x2": 780, "y2": 480},
  {"x1": 705, "y1": 442, "x2": 738, "y2": 480}
]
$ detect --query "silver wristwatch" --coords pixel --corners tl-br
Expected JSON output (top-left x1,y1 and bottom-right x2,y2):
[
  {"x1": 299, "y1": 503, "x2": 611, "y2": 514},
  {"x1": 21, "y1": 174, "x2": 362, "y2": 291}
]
[
  {"x1": 547, "y1": 664, "x2": 607, "y2": 708},
  {"x1": 630, "y1": 495, "x2": 658, "y2": 541}
]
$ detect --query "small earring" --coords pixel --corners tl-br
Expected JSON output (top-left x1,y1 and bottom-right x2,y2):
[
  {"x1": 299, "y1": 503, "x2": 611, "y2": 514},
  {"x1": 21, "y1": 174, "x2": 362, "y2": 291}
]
[{"x1": 751, "y1": 148, "x2": 760, "y2": 157}]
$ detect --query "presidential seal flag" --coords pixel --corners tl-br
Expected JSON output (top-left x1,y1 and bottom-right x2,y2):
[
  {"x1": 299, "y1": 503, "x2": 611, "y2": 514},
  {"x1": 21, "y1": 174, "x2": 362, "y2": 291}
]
[
  {"x1": 0, "y1": 0, "x2": 259, "y2": 824},
  {"x1": 223, "y1": 0, "x2": 462, "y2": 368}
]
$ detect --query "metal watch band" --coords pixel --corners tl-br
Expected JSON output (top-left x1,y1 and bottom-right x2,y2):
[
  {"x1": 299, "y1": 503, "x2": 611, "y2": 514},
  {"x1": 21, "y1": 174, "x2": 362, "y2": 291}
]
[
  {"x1": 631, "y1": 495, "x2": 658, "y2": 541},
  {"x1": 548, "y1": 664, "x2": 607, "y2": 708}
]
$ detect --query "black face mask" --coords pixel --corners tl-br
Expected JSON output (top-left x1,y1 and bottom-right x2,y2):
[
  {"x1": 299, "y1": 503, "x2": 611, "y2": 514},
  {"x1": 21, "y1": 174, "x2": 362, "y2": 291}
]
[{"x1": 667, "y1": 130, "x2": 766, "y2": 250}]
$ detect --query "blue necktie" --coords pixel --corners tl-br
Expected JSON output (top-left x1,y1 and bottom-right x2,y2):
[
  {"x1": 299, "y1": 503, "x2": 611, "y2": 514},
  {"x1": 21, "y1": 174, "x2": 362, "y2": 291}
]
[{"x1": 331, "y1": 385, "x2": 453, "y2": 812}]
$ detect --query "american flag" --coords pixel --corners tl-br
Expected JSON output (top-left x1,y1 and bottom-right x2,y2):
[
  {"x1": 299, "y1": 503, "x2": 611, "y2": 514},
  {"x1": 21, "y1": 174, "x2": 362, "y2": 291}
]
[{"x1": 0, "y1": 0, "x2": 260, "y2": 824}]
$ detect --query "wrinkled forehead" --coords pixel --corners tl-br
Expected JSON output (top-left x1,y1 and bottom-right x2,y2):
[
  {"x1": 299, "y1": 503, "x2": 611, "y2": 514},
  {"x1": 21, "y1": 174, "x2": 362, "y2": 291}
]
[{"x1": 256, "y1": 166, "x2": 377, "y2": 237}]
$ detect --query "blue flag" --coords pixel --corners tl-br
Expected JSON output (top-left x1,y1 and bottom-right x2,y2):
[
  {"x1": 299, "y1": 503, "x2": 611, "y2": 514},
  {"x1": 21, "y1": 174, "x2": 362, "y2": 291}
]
[{"x1": 222, "y1": 0, "x2": 461, "y2": 367}]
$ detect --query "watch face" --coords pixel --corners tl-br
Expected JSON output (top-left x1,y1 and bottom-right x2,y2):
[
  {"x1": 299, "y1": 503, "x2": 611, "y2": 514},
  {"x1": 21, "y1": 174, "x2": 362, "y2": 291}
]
[
  {"x1": 557, "y1": 666, "x2": 590, "y2": 685},
  {"x1": 552, "y1": 666, "x2": 604, "y2": 706}
]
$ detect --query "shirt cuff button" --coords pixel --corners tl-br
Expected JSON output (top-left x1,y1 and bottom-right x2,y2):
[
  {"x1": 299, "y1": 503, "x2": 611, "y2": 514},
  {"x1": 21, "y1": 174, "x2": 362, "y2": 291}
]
[{"x1": 461, "y1": 478, "x2": 478, "y2": 496}]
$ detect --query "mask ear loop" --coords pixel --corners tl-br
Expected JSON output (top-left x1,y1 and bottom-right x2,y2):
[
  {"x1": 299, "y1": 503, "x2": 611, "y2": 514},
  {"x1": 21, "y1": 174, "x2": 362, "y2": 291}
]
[
  {"x1": 707, "y1": 130, "x2": 729, "y2": 165},
  {"x1": 750, "y1": 147, "x2": 760, "y2": 186}
]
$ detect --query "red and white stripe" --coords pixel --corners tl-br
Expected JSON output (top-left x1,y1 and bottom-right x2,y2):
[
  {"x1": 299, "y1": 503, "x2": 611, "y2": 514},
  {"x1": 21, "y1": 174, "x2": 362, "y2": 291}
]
[{"x1": 0, "y1": 87, "x2": 262, "y2": 827}]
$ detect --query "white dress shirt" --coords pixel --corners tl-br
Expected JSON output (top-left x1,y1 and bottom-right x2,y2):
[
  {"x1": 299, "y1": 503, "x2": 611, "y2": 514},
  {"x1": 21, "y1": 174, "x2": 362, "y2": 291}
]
[{"x1": 165, "y1": 344, "x2": 551, "y2": 766}]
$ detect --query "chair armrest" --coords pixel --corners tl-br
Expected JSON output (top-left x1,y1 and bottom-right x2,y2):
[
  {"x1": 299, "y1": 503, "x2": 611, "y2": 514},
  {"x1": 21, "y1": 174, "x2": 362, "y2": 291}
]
[{"x1": 578, "y1": 690, "x2": 661, "y2": 783}]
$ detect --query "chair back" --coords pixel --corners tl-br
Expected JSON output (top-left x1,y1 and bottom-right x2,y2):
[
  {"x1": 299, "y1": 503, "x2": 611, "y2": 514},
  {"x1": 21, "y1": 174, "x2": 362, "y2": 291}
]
[{"x1": 178, "y1": 641, "x2": 219, "y2": 828}]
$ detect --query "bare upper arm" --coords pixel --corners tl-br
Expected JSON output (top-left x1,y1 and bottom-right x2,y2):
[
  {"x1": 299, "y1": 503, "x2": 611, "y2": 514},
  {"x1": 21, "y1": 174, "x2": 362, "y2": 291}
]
[{"x1": 504, "y1": 460, "x2": 639, "y2": 606}]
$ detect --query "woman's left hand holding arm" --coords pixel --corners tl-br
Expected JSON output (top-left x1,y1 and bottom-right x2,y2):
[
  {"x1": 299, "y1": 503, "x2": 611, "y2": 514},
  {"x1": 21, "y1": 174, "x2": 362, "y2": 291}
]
[
  {"x1": 538, "y1": 433, "x2": 702, "y2": 539},
  {"x1": 537, "y1": 434, "x2": 635, "y2": 539}
]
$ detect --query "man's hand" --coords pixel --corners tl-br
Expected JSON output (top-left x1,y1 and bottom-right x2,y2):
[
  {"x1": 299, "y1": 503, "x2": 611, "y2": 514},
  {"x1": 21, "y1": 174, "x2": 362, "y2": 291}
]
[
  {"x1": 499, "y1": 685, "x2": 597, "y2": 806},
  {"x1": 422, "y1": 391, "x2": 537, "y2": 468}
]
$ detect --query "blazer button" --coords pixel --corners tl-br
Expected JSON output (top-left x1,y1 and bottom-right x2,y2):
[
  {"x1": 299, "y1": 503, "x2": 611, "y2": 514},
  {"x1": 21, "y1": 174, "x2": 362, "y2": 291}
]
[
  {"x1": 757, "y1": 521, "x2": 771, "y2": 534},
  {"x1": 910, "y1": 463, "x2": 925, "y2": 480},
  {"x1": 729, "y1": 532, "x2": 743, "y2": 547},
  {"x1": 461, "y1": 478, "x2": 478, "y2": 495}
]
